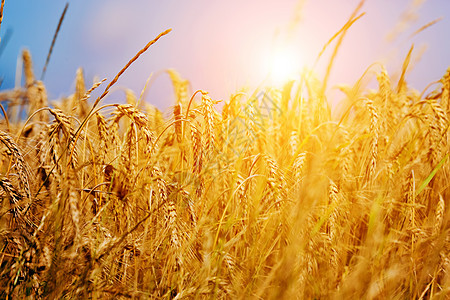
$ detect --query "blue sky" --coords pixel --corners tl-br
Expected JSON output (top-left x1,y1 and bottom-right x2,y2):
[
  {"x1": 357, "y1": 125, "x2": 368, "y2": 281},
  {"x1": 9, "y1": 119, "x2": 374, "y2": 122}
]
[{"x1": 0, "y1": 0, "x2": 449, "y2": 111}]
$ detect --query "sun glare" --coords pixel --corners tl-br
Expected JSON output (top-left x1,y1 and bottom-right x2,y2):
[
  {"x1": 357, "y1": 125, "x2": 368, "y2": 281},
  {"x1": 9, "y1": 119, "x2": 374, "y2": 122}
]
[{"x1": 268, "y1": 46, "x2": 302, "y2": 86}]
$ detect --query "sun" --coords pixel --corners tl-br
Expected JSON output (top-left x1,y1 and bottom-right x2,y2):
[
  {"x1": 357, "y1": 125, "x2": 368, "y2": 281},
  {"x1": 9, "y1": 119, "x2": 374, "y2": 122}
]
[{"x1": 267, "y1": 46, "x2": 302, "y2": 86}]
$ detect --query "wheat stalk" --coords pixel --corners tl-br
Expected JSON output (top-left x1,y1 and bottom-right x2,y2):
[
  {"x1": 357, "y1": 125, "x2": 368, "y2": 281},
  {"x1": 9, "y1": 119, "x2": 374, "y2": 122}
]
[
  {"x1": 428, "y1": 99, "x2": 448, "y2": 165},
  {"x1": 328, "y1": 179, "x2": 340, "y2": 241},
  {"x1": 1, "y1": 3, "x2": 450, "y2": 296},
  {"x1": 28, "y1": 81, "x2": 49, "y2": 125},
  {"x1": 167, "y1": 69, "x2": 189, "y2": 104},
  {"x1": 0, "y1": 177, "x2": 24, "y2": 223},
  {"x1": 262, "y1": 154, "x2": 285, "y2": 210},
  {"x1": 48, "y1": 108, "x2": 78, "y2": 167},
  {"x1": 173, "y1": 103, "x2": 183, "y2": 144},
  {"x1": 41, "y1": 3, "x2": 68, "y2": 80},
  {"x1": 22, "y1": 49, "x2": 35, "y2": 88},
  {"x1": 441, "y1": 67, "x2": 450, "y2": 112},
  {"x1": 109, "y1": 104, "x2": 156, "y2": 156},
  {"x1": 67, "y1": 167, "x2": 80, "y2": 239},
  {"x1": 96, "y1": 112, "x2": 109, "y2": 164},
  {"x1": 71, "y1": 68, "x2": 89, "y2": 118},
  {"x1": 201, "y1": 92, "x2": 216, "y2": 157},
  {"x1": 0, "y1": 130, "x2": 31, "y2": 199},
  {"x1": 152, "y1": 166, "x2": 180, "y2": 252},
  {"x1": 119, "y1": 125, "x2": 138, "y2": 190},
  {"x1": 289, "y1": 130, "x2": 298, "y2": 157},
  {"x1": 93, "y1": 29, "x2": 172, "y2": 109},
  {"x1": 190, "y1": 122, "x2": 203, "y2": 175},
  {"x1": 433, "y1": 193, "x2": 445, "y2": 236},
  {"x1": 292, "y1": 152, "x2": 306, "y2": 183},
  {"x1": 364, "y1": 98, "x2": 379, "y2": 184}
]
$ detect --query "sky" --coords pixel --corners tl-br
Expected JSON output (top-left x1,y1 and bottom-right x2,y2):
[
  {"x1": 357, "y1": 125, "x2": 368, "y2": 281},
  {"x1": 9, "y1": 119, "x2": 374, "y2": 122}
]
[{"x1": 0, "y1": 0, "x2": 449, "y2": 112}]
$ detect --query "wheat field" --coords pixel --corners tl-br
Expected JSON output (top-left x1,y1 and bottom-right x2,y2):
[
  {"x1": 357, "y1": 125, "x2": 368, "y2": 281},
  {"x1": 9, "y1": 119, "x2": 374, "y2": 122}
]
[{"x1": 1, "y1": 3, "x2": 450, "y2": 300}]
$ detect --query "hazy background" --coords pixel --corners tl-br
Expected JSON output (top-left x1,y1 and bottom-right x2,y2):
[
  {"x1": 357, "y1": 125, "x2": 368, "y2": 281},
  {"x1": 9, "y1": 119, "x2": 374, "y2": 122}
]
[{"x1": 0, "y1": 0, "x2": 449, "y2": 112}]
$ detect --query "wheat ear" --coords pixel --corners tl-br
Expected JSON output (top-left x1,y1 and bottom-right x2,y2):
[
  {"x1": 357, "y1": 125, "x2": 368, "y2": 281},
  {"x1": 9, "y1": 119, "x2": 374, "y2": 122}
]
[
  {"x1": 0, "y1": 130, "x2": 31, "y2": 199},
  {"x1": 167, "y1": 69, "x2": 189, "y2": 104},
  {"x1": 433, "y1": 194, "x2": 445, "y2": 236},
  {"x1": 22, "y1": 49, "x2": 35, "y2": 87},
  {"x1": 201, "y1": 92, "x2": 216, "y2": 157},
  {"x1": 72, "y1": 68, "x2": 89, "y2": 118},
  {"x1": 41, "y1": 3, "x2": 68, "y2": 80},
  {"x1": 364, "y1": 98, "x2": 379, "y2": 184},
  {"x1": 0, "y1": 177, "x2": 34, "y2": 229}
]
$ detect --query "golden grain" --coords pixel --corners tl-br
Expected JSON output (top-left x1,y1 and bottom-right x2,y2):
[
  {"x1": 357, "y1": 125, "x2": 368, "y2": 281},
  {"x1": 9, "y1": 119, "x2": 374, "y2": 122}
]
[{"x1": 1, "y1": 7, "x2": 449, "y2": 298}]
